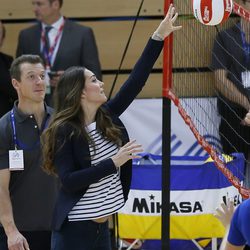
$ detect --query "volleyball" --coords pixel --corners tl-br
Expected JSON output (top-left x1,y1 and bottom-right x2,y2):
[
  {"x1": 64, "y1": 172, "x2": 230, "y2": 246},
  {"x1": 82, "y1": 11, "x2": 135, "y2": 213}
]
[{"x1": 192, "y1": 0, "x2": 233, "y2": 26}]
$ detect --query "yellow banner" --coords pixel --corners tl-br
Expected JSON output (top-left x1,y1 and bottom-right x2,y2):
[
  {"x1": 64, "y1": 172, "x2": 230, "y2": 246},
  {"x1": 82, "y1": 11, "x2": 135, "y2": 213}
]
[{"x1": 118, "y1": 214, "x2": 225, "y2": 239}]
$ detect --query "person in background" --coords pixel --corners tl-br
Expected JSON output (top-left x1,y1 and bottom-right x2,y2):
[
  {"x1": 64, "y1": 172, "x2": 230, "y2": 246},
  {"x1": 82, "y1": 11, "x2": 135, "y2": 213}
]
[
  {"x1": 42, "y1": 4, "x2": 181, "y2": 250},
  {"x1": 211, "y1": 0, "x2": 250, "y2": 192},
  {"x1": 0, "y1": 20, "x2": 17, "y2": 118},
  {"x1": 215, "y1": 198, "x2": 250, "y2": 250},
  {"x1": 16, "y1": 0, "x2": 102, "y2": 106},
  {"x1": 0, "y1": 55, "x2": 58, "y2": 250}
]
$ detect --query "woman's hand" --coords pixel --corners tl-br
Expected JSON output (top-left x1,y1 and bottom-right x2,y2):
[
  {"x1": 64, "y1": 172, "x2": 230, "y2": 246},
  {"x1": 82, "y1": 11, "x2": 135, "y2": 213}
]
[
  {"x1": 111, "y1": 140, "x2": 143, "y2": 168},
  {"x1": 152, "y1": 3, "x2": 182, "y2": 41}
]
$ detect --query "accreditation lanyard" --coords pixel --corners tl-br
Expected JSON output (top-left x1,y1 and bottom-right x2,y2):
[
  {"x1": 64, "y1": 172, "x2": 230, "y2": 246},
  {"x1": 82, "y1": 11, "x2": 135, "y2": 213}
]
[
  {"x1": 41, "y1": 19, "x2": 65, "y2": 68},
  {"x1": 240, "y1": 30, "x2": 250, "y2": 65},
  {"x1": 10, "y1": 110, "x2": 49, "y2": 150}
]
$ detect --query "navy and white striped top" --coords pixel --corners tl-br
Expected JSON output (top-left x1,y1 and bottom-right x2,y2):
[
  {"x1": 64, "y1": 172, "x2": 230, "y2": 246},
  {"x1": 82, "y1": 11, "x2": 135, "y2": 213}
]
[{"x1": 68, "y1": 122, "x2": 125, "y2": 221}]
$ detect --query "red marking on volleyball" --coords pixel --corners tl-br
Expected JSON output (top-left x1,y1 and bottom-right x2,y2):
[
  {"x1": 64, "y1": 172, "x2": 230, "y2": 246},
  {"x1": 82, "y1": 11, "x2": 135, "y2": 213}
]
[
  {"x1": 223, "y1": 0, "x2": 233, "y2": 23},
  {"x1": 201, "y1": 0, "x2": 212, "y2": 24}
]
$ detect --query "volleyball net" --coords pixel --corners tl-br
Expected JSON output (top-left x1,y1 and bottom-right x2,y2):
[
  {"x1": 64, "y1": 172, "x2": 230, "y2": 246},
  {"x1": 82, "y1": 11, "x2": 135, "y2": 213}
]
[{"x1": 164, "y1": 0, "x2": 250, "y2": 198}]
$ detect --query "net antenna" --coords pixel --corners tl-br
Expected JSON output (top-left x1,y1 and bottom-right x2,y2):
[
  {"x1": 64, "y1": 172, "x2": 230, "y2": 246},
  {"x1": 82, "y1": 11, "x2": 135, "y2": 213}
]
[{"x1": 165, "y1": 1, "x2": 250, "y2": 199}]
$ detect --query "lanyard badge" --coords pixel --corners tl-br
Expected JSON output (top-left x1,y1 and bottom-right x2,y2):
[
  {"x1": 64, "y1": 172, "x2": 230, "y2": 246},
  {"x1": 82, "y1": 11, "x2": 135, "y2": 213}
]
[
  {"x1": 9, "y1": 150, "x2": 24, "y2": 171},
  {"x1": 8, "y1": 109, "x2": 49, "y2": 171},
  {"x1": 9, "y1": 110, "x2": 24, "y2": 171}
]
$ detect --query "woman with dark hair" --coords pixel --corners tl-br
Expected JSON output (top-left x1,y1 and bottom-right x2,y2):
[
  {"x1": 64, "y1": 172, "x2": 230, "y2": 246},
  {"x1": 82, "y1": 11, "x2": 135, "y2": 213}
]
[{"x1": 42, "y1": 4, "x2": 181, "y2": 250}]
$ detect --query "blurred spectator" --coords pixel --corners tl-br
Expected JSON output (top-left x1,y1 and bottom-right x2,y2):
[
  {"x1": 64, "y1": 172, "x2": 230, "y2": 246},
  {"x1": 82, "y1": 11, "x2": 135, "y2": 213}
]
[
  {"x1": 211, "y1": 0, "x2": 250, "y2": 188},
  {"x1": 0, "y1": 54, "x2": 58, "y2": 250},
  {"x1": 16, "y1": 0, "x2": 102, "y2": 105},
  {"x1": 0, "y1": 20, "x2": 17, "y2": 117}
]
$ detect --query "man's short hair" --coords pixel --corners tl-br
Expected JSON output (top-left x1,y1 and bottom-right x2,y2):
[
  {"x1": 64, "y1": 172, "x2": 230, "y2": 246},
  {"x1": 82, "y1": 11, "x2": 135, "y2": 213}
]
[
  {"x1": 10, "y1": 55, "x2": 44, "y2": 81},
  {"x1": 49, "y1": 0, "x2": 63, "y2": 8}
]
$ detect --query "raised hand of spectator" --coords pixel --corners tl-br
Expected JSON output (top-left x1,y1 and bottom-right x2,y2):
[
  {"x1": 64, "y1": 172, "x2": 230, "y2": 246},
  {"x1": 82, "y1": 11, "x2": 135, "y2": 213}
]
[
  {"x1": 244, "y1": 111, "x2": 250, "y2": 126},
  {"x1": 214, "y1": 199, "x2": 235, "y2": 228}
]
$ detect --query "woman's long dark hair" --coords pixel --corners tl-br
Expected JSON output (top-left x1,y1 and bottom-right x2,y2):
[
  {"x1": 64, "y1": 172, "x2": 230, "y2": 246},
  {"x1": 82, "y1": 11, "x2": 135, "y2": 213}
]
[{"x1": 42, "y1": 66, "x2": 122, "y2": 175}]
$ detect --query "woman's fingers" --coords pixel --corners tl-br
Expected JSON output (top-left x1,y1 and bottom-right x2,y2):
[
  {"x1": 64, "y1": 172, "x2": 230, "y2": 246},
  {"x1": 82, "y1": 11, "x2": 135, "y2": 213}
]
[
  {"x1": 128, "y1": 146, "x2": 143, "y2": 155},
  {"x1": 166, "y1": 3, "x2": 173, "y2": 19},
  {"x1": 172, "y1": 12, "x2": 178, "y2": 23},
  {"x1": 123, "y1": 139, "x2": 137, "y2": 148},
  {"x1": 130, "y1": 154, "x2": 143, "y2": 160},
  {"x1": 111, "y1": 140, "x2": 143, "y2": 167},
  {"x1": 123, "y1": 140, "x2": 143, "y2": 155}
]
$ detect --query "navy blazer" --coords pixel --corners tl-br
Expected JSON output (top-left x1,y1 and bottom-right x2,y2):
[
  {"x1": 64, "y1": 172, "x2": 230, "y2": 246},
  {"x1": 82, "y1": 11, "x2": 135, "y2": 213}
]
[
  {"x1": 16, "y1": 18, "x2": 102, "y2": 80},
  {"x1": 52, "y1": 38, "x2": 163, "y2": 230}
]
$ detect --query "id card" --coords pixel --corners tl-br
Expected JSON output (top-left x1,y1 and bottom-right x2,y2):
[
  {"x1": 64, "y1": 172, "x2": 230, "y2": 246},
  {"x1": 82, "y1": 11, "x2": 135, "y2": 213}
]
[
  {"x1": 241, "y1": 71, "x2": 250, "y2": 88},
  {"x1": 9, "y1": 150, "x2": 24, "y2": 171}
]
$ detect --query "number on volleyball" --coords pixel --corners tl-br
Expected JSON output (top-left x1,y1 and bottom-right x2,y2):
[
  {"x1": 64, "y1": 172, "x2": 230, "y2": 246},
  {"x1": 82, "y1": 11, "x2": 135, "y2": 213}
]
[{"x1": 192, "y1": 0, "x2": 233, "y2": 26}]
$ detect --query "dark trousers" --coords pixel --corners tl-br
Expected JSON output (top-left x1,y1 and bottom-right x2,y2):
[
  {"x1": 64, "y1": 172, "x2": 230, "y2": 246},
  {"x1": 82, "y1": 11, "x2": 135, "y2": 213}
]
[
  {"x1": 51, "y1": 219, "x2": 111, "y2": 250},
  {"x1": 0, "y1": 226, "x2": 51, "y2": 250}
]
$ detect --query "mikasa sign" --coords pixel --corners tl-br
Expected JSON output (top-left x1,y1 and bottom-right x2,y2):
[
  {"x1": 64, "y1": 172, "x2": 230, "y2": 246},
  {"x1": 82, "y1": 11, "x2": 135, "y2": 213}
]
[
  {"x1": 119, "y1": 187, "x2": 242, "y2": 216},
  {"x1": 132, "y1": 197, "x2": 203, "y2": 214}
]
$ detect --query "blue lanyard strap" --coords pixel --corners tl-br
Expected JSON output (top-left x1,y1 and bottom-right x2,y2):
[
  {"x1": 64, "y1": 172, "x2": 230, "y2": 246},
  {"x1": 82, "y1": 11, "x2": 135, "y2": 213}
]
[
  {"x1": 10, "y1": 110, "x2": 49, "y2": 150},
  {"x1": 240, "y1": 29, "x2": 250, "y2": 64},
  {"x1": 10, "y1": 110, "x2": 17, "y2": 150}
]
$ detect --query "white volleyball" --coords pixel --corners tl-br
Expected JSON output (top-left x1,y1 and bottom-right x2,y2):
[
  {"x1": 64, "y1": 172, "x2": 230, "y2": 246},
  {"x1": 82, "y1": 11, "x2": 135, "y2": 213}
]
[{"x1": 192, "y1": 0, "x2": 233, "y2": 26}]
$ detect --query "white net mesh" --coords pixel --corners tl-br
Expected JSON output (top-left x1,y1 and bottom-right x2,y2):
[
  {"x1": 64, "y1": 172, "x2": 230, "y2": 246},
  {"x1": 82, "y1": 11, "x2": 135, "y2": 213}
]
[{"x1": 169, "y1": 0, "x2": 250, "y2": 196}]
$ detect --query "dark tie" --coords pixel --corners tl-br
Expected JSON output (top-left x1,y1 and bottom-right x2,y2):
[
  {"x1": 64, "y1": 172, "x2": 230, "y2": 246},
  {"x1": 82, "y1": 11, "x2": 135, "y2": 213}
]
[{"x1": 44, "y1": 26, "x2": 52, "y2": 52}]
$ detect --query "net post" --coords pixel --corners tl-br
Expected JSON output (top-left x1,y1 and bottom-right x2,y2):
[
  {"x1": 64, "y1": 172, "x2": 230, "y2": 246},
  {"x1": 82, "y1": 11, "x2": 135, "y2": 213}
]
[{"x1": 161, "y1": 0, "x2": 173, "y2": 249}]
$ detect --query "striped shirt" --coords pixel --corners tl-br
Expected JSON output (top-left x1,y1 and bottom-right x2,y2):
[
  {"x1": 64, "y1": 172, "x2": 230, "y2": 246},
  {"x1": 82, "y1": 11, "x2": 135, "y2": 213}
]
[{"x1": 68, "y1": 122, "x2": 125, "y2": 221}]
